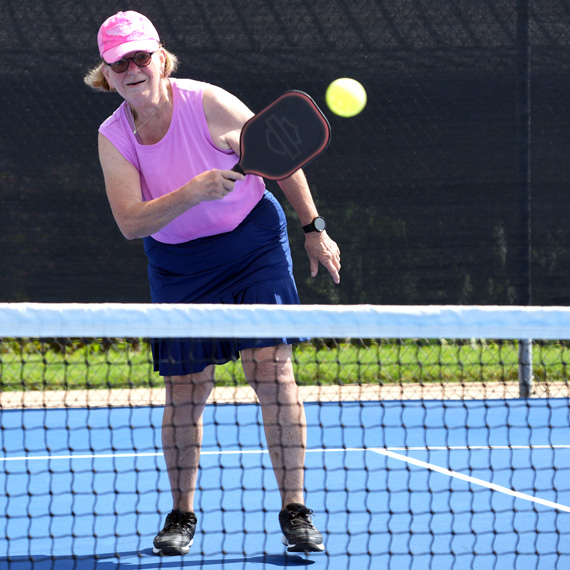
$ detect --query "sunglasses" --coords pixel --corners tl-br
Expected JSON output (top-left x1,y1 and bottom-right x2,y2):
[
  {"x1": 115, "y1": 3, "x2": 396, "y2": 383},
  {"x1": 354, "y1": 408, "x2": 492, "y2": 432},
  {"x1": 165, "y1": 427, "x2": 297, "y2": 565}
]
[{"x1": 106, "y1": 51, "x2": 155, "y2": 73}]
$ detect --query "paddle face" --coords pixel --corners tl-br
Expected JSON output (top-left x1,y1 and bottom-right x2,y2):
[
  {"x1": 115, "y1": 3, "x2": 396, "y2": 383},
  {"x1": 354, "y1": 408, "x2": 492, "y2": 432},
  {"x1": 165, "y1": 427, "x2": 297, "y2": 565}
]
[{"x1": 233, "y1": 91, "x2": 331, "y2": 181}]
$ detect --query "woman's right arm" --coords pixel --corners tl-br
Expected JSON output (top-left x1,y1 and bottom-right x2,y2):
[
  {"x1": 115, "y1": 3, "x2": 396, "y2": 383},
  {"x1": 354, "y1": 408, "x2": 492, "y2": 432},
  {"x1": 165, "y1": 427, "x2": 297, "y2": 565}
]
[{"x1": 98, "y1": 133, "x2": 243, "y2": 240}]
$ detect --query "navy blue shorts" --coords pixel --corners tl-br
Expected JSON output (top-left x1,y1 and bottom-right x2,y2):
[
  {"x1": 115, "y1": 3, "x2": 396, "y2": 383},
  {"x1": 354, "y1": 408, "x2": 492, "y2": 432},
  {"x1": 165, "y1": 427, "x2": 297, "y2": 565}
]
[{"x1": 143, "y1": 191, "x2": 304, "y2": 376}]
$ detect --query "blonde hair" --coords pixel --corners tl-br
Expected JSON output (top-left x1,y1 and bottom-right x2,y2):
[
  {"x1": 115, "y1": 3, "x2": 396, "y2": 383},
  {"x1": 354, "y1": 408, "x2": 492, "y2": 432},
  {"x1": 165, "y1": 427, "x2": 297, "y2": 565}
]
[{"x1": 83, "y1": 48, "x2": 179, "y2": 92}]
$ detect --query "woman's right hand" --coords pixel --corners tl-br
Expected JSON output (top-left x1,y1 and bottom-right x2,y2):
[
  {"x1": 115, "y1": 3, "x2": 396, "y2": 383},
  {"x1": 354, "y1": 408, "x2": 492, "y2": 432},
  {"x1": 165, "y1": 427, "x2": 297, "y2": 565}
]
[{"x1": 189, "y1": 169, "x2": 245, "y2": 202}]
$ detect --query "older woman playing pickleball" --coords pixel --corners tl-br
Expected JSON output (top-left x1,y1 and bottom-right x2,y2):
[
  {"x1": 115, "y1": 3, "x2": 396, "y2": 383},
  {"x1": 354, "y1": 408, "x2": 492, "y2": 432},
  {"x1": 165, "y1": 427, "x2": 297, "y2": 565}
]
[{"x1": 84, "y1": 10, "x2": 340, "y2": 557}]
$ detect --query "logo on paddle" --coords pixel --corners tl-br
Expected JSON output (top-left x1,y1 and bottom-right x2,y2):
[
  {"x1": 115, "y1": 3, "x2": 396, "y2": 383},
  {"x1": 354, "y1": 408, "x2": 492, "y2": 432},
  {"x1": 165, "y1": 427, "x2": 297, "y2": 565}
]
[{"x1": 265, "y1": 115, "x2": 302, "y2": 160}]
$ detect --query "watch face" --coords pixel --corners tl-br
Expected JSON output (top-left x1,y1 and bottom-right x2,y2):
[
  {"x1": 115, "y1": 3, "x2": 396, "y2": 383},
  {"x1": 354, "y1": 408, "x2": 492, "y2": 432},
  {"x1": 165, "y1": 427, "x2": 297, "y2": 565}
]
[{"x1": 314, "y1": 217, "x2": 326, "y2": 231}]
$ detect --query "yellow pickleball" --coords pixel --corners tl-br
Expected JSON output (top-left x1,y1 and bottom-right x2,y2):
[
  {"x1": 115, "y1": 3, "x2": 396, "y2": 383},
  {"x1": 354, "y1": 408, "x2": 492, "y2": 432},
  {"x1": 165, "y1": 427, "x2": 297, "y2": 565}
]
[{"x1": 325, "y1": 78, "x2": 367, "y2": 117}]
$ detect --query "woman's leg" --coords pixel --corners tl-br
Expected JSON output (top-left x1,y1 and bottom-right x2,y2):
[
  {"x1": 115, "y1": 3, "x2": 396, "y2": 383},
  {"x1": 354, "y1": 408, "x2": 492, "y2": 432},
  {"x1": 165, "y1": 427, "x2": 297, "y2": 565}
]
[
  {"x1": 241, "y1": 344, "x2": 306, "y2": 508},
  {"x1": 162, "y1": 365, "x2": 215, "y2": 512}
]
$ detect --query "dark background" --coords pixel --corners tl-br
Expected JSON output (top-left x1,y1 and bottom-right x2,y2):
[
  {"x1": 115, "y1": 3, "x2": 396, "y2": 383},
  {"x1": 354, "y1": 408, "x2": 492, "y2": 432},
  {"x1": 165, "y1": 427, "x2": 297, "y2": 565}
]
[{"x1": 2, "y1": 1, "x2": 570, "y2": 306}]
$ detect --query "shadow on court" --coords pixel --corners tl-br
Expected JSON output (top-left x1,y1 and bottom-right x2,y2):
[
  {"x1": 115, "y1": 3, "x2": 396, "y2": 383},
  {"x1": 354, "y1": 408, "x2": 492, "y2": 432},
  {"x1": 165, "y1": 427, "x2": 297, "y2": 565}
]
[
  {"x1": 0, "y1": 551, "x2": 315, "y2": 569},
  {"x1": 137, "y1": 550, "x2": 316, "y2": 567}
]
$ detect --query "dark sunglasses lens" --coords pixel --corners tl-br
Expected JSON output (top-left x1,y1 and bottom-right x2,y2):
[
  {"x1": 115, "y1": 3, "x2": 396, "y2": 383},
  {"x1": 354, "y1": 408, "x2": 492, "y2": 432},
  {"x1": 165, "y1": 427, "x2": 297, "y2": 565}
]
[
  {"x1": 134, "y1": 52, "x2": 153, "y2": 66},
  {"x1": 110, "y1": 59, "x2": 128, "y2": 73},
  {"x1": 108, "y1": 52, "x2": 153, "y2": 72}
]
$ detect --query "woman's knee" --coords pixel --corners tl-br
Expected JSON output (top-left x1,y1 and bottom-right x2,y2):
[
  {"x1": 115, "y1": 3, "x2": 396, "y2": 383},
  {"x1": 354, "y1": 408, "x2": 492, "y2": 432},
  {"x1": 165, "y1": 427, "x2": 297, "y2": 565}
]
[
  {"x1": 241, "y1": 345, "x2": 299, "y2": 403},
  {"x1": 242, "y1": 345, "x2": 294, "y2": 381},
  {"x1": 164, "y1": 365, "x2": 215, "y2": 405}
]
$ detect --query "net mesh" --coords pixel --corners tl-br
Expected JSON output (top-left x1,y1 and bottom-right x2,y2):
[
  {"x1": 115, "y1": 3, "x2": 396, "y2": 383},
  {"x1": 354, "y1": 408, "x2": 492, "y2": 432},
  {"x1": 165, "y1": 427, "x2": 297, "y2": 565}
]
[{"x1": 1, "y1": 304, "x2": 569, "y2": 568}]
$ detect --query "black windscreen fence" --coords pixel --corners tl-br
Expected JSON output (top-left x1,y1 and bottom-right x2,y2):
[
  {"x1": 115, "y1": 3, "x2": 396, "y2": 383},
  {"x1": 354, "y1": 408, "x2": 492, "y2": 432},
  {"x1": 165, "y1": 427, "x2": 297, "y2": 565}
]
[{"x1": 2, "y1": 1, "x2": 570, "y2": 305}]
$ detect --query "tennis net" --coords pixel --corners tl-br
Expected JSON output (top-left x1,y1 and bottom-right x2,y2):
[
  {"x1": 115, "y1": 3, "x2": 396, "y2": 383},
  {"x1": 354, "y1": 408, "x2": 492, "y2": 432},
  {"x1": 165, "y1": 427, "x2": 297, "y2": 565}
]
[{"x1": 1, "y1": 303, "x2": 569, "y2": 569}]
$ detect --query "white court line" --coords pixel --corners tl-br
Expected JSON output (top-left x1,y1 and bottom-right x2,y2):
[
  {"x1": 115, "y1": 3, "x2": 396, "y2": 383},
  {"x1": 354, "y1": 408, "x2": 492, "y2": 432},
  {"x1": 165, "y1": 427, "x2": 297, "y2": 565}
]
[
  {"x1": 2, "y1": 445, "x2": 569, "y2": 513},
  {"x1": 0, "y1": 450, "x2": 265, "y2": 462},
  {"x1": 387, "y1": 445, "x2": 570, "y2": 451},
  {"x1": 1, "y1": 444, "x2": 569, "y2": 462},
  {"x1": 371, "y1": 447, "x2": 570, "y2": 513}
]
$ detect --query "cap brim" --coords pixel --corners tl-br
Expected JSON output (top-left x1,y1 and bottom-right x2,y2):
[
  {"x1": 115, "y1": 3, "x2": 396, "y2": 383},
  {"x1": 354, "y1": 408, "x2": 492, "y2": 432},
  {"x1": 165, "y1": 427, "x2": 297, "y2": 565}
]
[{"x1": 102, "y1": 39, "x2": 160, "y2": 63}]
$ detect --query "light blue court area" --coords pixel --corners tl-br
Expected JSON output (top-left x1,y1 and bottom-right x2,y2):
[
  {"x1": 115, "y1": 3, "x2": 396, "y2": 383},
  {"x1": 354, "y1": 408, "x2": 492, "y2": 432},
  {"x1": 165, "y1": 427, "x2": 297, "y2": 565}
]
[{"x1": 1, "y1": 398, "x2": 570, "y2": 569}]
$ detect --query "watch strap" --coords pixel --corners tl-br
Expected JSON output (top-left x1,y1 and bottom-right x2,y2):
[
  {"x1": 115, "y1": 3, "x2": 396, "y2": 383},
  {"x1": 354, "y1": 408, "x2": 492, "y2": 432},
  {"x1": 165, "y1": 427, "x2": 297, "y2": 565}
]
[{"x1": 303, "y1": 216, "x2": 326, "y2": 233}]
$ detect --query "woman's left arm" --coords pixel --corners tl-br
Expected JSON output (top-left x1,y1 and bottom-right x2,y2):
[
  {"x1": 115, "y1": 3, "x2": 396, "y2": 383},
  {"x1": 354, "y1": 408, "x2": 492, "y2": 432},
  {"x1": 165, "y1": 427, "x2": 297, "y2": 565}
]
[
  {"x1": 278, "y1": 170, "x2": 341, "y2": 285},
  {"x1": 202, "y1": 84, "x2": 253, "y2": 152}
]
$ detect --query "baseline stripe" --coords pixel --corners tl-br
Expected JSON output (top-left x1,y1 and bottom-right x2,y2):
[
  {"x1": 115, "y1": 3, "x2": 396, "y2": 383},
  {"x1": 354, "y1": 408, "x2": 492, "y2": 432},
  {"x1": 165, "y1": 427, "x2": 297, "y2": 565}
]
[{"x1": 1, "y1": 444, "x2": 568, "y2": 462}]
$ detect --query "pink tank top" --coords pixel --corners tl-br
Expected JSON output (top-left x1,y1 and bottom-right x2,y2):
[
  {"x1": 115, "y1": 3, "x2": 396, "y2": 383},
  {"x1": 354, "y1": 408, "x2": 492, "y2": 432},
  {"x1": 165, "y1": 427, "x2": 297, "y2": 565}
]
[{"x1": 99, "y1": 78, "x2": 265, "y2": 244}]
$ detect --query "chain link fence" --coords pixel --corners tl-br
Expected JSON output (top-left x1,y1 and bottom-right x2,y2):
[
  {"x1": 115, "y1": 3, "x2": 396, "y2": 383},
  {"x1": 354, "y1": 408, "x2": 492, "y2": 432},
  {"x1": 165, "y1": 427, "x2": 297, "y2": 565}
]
[{"x1": 2, "y1": 1, "x2": 570, "y2": 305}]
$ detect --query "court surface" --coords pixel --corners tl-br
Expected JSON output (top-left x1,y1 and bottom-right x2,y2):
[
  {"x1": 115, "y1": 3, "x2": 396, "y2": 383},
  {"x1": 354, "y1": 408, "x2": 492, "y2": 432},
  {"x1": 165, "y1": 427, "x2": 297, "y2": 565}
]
[{"x1": 1, "y1": 398, "x2": 570, "y2": 569}]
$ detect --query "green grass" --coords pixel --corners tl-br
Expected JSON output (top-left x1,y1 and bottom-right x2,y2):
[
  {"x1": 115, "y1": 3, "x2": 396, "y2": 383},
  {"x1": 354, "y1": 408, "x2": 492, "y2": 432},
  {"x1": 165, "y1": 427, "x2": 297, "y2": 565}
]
[{"x1": 1, "y1": 338, "x2": 569, "y2": 392}]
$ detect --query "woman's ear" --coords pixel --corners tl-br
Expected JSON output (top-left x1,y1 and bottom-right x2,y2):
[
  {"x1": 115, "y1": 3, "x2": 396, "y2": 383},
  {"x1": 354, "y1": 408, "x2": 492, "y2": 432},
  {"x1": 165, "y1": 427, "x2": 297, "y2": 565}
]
[
  {"x1": 101, "y1": 63, "x2": 111, "y2": 84},
  {"x1": 99, "y1": 62, "x2": 116, "y2": 92},
  {"x1": 159, "y1": 49, "x2": 166, "y2": 77}
]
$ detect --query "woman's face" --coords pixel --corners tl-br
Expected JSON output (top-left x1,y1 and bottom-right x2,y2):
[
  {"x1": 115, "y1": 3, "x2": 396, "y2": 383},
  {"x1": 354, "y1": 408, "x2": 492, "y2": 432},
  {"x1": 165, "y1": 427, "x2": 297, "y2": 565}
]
[{"x1": 102, "y1": 49, "x2": 165, "y2": 103}]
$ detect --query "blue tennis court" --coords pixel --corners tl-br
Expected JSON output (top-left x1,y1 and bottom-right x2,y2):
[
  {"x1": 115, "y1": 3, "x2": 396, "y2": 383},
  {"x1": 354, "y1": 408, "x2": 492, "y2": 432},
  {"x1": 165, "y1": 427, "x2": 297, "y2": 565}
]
[{"x1": 1, "y1": 398, "x2": 570, "y2": 569}]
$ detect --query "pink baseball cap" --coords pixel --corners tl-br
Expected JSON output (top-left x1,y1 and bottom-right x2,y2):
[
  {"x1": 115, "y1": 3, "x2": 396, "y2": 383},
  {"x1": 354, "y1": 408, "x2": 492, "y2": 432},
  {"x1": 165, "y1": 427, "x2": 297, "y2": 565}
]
[{"x1": 97, "y1": 11, "x2": 160, "y2": 64}]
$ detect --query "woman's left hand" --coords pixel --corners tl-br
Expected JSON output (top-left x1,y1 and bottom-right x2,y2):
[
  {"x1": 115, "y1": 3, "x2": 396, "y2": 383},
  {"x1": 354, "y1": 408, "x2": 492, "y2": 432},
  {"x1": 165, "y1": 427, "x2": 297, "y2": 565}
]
[{"x1": 304, "y1": 232, "x2": 341, "y2": 284}]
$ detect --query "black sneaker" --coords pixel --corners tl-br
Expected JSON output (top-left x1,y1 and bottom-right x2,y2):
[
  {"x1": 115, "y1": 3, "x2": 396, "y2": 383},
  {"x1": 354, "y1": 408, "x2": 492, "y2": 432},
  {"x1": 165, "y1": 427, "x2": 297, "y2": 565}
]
[
  {"x1": 279, "y1": 503, "x2": 325, "y2": 553},
  {"x1": 153, "y1": 509, "x2": 197, "y2": 556}
]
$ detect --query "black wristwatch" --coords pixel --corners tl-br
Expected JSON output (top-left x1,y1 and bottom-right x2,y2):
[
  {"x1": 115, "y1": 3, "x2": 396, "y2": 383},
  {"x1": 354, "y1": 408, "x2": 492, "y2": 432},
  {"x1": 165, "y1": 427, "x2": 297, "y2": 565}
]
[{"x1": 303, "y1": 216, "x2": 327, "y2": 233}]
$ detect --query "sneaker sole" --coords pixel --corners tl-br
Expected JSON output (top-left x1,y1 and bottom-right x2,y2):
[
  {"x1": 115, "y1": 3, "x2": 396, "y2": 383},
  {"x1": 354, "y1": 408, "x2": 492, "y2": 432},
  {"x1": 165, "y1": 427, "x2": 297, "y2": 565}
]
[
  {"x1": 282, "y1": 535, "x2": 325, "y2": 553},
  {"x1": 152, "y1": 539, "x2": 193, "y2": 556}
]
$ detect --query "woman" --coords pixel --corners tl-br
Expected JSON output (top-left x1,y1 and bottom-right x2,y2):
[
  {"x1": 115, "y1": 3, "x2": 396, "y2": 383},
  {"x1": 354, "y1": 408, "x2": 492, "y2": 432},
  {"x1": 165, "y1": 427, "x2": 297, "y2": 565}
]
[{"x1": 85, "y1": 10, "x2": 340, "y2": 557}]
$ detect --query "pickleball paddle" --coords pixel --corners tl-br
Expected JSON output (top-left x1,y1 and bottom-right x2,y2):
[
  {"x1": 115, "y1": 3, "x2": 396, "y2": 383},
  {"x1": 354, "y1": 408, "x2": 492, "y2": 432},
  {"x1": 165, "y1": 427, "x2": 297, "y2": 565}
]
[{"x1": 232, "y1": 90, "x2": 331, "y2": 181}]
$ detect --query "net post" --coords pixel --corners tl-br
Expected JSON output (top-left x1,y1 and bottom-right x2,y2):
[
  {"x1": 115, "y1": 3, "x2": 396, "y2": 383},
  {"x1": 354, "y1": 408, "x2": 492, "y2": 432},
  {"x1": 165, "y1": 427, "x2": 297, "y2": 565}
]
[
  {"x1": 517, "y1": 0, "x2": 532, "y2": 399},
  {"x1": 518, "y1": 339, "x2": 533, "y2": 398}
]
